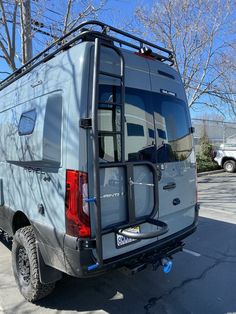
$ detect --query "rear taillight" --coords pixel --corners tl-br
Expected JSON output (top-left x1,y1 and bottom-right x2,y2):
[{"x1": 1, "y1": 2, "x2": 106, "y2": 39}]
[{"x1": 65, "y1": 170, "x2": 91, "y2": 238}]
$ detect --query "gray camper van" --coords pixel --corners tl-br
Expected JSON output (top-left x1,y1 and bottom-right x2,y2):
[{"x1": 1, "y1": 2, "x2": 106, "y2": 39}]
[{"x1": 0, "y1": 21, "x2": 198, "y2": 302}]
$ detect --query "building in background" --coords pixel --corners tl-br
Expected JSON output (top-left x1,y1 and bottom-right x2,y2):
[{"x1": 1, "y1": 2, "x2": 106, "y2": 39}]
[{"x1": 192, "y1": 118, "x2": 236, "y2": 153}]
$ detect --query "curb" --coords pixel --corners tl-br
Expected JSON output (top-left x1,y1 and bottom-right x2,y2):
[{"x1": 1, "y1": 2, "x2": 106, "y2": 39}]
[{"x1": 197, "y1": 169, "x2": 224, "y2": 177}]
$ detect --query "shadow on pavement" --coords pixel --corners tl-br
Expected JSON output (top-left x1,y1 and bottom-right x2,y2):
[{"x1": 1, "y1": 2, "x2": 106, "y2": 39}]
[
  {"x1": 30, "y1": 216, "x2": 236, "y2": 314},
  {"x1": 1, "y1": 215, "x2": 236, "y2": 314}
]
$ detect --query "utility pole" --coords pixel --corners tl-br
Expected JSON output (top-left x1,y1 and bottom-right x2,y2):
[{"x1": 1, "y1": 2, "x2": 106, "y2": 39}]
[{"x1": 20, "y1": 0, "x2": 32, "y2": 63}]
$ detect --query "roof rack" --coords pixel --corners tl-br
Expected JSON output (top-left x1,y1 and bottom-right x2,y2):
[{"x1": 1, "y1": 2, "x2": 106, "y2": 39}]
[{"x1": 0, "y1": 20, "x2": 174, "y2": 91}]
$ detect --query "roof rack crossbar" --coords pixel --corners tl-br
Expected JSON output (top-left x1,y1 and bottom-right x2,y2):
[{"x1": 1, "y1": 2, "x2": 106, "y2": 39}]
[{"x1": 0, "y1": 20, "x2": 174, "y2": 91}]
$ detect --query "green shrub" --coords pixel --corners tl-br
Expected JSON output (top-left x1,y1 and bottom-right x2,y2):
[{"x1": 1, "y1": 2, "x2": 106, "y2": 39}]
[
  {"x1": 196, "y1": 155, "x2": 219, "y2": 172},
  {"x1": 196, "y1": 134, "x2": 219, "y2": 172},
  {"x1": 199, "y1": 134, "x2": 213, "y2": 161}
]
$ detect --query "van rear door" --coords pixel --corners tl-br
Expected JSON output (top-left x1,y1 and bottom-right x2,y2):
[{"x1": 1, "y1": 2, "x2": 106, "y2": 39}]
[
  {"x1": 87, "y1": 45, "x2": 168, "y2": 262},
  {"x1": 147, "y1": 61, "x2": 197, "y2": 236}
]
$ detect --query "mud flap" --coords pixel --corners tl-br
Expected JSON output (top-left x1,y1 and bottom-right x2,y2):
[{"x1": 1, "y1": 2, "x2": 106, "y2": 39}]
[{"x1": 36, "y1": 244, "x2": 62, "y2": 284}]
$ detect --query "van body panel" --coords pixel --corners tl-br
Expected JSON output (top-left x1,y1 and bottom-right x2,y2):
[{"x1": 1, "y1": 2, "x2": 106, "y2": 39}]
[{"x1": 0, "y1": 42, "x2": 94, "y2": 237}]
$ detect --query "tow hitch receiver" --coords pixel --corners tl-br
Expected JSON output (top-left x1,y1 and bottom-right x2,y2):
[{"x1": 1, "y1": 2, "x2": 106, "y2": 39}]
[
  {"x1": 123, "y1": 241, "x2": 184, "y2": 275},
  {"x1": 123, "y1": 256, "x2": 173, "y2": 276},
  {"x1": 124, "y1": 263, "x2": 147, "y2": 275}
]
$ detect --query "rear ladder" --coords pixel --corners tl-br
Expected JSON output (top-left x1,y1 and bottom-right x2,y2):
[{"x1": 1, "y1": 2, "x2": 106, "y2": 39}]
[
  {"x1": 90, "y1": 37, "x2": 168, "y2": 267},
  {"x1": 91, "y1": 37, "x2": 125, "y2": 266}
]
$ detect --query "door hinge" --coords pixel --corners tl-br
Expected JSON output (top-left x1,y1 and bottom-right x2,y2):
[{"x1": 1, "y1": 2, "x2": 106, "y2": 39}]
[{"x1": 80, "y1": 118, "x2": 92, "y2": 129}]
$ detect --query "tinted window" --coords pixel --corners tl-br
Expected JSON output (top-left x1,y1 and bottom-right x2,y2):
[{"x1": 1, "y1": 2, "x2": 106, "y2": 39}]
[
  {"x1": 98, "y1": 105, "x2": 121, "y2": 132},
  {"x1": 152, "y1": 94, "x2": 192, "y2": 162},
  {"x1": 99, "y1": 85, "x2": 121, "y2": 104},
  {"x1": 125, "y1": 90, "x2": 155, "y2": 161},
  {"x1": 98, "y1": 85, "x2": 122, "y2": 162},
  {"x1": 18, "y1": 109, "x2": 37, "y2": 136},
  {"x1": 98, "y1": 85, "x2": 193, "y2": 163},
  {"x1": 125, "y1": 88, "x2": 192, "y2": 163}
]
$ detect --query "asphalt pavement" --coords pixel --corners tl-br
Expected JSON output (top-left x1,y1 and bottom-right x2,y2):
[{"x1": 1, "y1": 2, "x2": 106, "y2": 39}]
[{"x1": 1, "y1": 172, "x2": 236, "y2": 314}]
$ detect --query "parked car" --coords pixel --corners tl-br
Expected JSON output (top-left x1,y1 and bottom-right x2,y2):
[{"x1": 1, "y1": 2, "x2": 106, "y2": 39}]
[
  {"x1": 0, "y1": 20, "x2": 198, "y2": 302},
  {"x1": 214, "y1": 143, "x2": 236, "y2": 172}
]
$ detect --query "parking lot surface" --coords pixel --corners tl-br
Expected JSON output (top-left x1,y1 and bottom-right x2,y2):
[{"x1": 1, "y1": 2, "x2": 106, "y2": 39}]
[{"x1": 1, "y1": 172, "x2": 236, "y2": 314}]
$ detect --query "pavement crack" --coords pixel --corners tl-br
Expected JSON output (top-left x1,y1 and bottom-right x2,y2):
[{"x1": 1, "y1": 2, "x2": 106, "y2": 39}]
[{"x1": 144, "y1": 258, "x2": 222, "y2": 314}]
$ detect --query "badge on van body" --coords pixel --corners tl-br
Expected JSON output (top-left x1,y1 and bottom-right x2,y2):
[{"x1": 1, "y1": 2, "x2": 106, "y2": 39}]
[{"x1": 160, "y1": 89, "x2": 176, "y2": 97}]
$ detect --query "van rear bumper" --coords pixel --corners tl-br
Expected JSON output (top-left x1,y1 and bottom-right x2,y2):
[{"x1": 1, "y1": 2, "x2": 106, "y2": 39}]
[
  {"x1": 63, "y1": 220, "x2": 197, "y2": 278},
  {"x1": 34, "y1": 204, "x2": 199, "y2": 279}
]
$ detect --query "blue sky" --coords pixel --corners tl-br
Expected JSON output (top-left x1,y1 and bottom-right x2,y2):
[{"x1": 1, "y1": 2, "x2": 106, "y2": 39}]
[
  {"x1": 0, "y1": 0, "x2": 138, "y2": 78},
  {"x1": 0, "y1": 0, "x2": 234, "y2": 120}
]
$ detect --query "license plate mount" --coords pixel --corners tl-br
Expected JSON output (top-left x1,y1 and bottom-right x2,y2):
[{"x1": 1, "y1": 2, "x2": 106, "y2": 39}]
[{"x1": 116, "y1": 226, "x2": 140, "y2": 248}]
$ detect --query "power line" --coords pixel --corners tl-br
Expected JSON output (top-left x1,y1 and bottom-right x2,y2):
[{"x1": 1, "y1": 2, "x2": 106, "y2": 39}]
[
  {"x1": 32, "y1": 25, "x2": 57, "y2": 39},
  {"x1": 44, "y1": 6, "x2": 64, "y2": 17},
  {"x1": 38, "y1": 13, "x2": 60, "y2": 24},
  {"x1": 2, "y1": 1, "x2": 62, "y2": 28},
  {"x1": 0, "y1": 16, "x2": 56, "y2": 39}
]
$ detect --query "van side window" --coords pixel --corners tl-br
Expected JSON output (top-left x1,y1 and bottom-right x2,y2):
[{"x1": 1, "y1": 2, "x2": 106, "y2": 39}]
[{"x1": 18, "y1": 109, "x2": 37, "y2": 136}]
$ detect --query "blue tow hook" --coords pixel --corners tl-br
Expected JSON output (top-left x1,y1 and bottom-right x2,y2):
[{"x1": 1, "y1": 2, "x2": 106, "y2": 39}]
[
  {"x1": 161, "y1": 258, "x2": 173, "y2": 274},
  {"x1": 87, "y1": 262, "x2": 99, "y2": 271}
]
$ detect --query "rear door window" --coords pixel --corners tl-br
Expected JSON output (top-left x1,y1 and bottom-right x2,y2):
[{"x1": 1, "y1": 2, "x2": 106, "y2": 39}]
[
  {"x1": 98, "y1": 85, "x2": 193, "y2": 163},
  {"x1": 98, "y1": 86, "x2": 122, "y2": 162},
  {"x1": 125, "y1": 88, "x2": 192, "y2": 163}
]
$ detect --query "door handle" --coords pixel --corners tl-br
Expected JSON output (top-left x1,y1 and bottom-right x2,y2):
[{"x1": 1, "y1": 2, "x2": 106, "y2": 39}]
[{"x1": 163, "y1": 182, "x2": 176, "y2": 190}]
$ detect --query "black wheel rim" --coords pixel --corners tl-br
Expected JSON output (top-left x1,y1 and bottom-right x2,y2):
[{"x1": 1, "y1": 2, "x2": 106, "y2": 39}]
[{"x1": 17, "y1": 246, "x2": 30, "y2": 286}]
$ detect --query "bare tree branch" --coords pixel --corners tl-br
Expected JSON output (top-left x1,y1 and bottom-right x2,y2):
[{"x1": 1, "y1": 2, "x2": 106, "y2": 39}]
[
  {"x1": 63, "y1": 0, "x2": 72, "y2": 35},
  {"x1": 0, "y1": 0, "x2": 105, "y2": 77},
  {"x1": 135, "y1": 0, "x2": 236, "y2": 115},
  {"x1": 0, "y1": 0, "x2": 12, "y2": 53},
  {"x1": 0, "y1": 0, "x2": 18, "y2": 70}
]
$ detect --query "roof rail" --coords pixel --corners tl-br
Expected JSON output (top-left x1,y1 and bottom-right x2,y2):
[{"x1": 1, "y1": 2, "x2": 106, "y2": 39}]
[{"x1": 0, "y1": 20, "x2": 174, "y2": 91}]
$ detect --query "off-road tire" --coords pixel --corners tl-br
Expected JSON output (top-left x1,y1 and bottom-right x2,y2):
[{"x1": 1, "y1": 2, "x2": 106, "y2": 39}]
[
  {"x1": 223, "y1": 160, "x2": 236, "y2": 173},
  {"x1": 12, "y1": 226, "x2": 55, "y2": 302}
]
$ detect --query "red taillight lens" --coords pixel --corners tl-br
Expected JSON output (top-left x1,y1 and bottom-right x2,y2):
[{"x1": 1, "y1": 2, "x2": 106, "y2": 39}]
[{"x1": 65, "y1": 170, "x2": 91, "y2": 238}]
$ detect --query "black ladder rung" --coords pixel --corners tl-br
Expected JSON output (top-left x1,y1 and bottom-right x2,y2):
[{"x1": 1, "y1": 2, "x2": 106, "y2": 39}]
[
  {"x1": 98, "y1": 131, "x2": 122, "y2": 136},
  {"x1": 98, "y1": 101, "x2": 122, "y2": 106},
  {"x1": 99, "y1": 71, "x2": 123, "y2": 80}
]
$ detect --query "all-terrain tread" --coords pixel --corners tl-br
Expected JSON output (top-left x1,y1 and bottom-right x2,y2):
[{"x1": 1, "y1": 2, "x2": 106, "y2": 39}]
[{"x1": 12, "y1": 226, "x2": 55, "y2": 302}]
